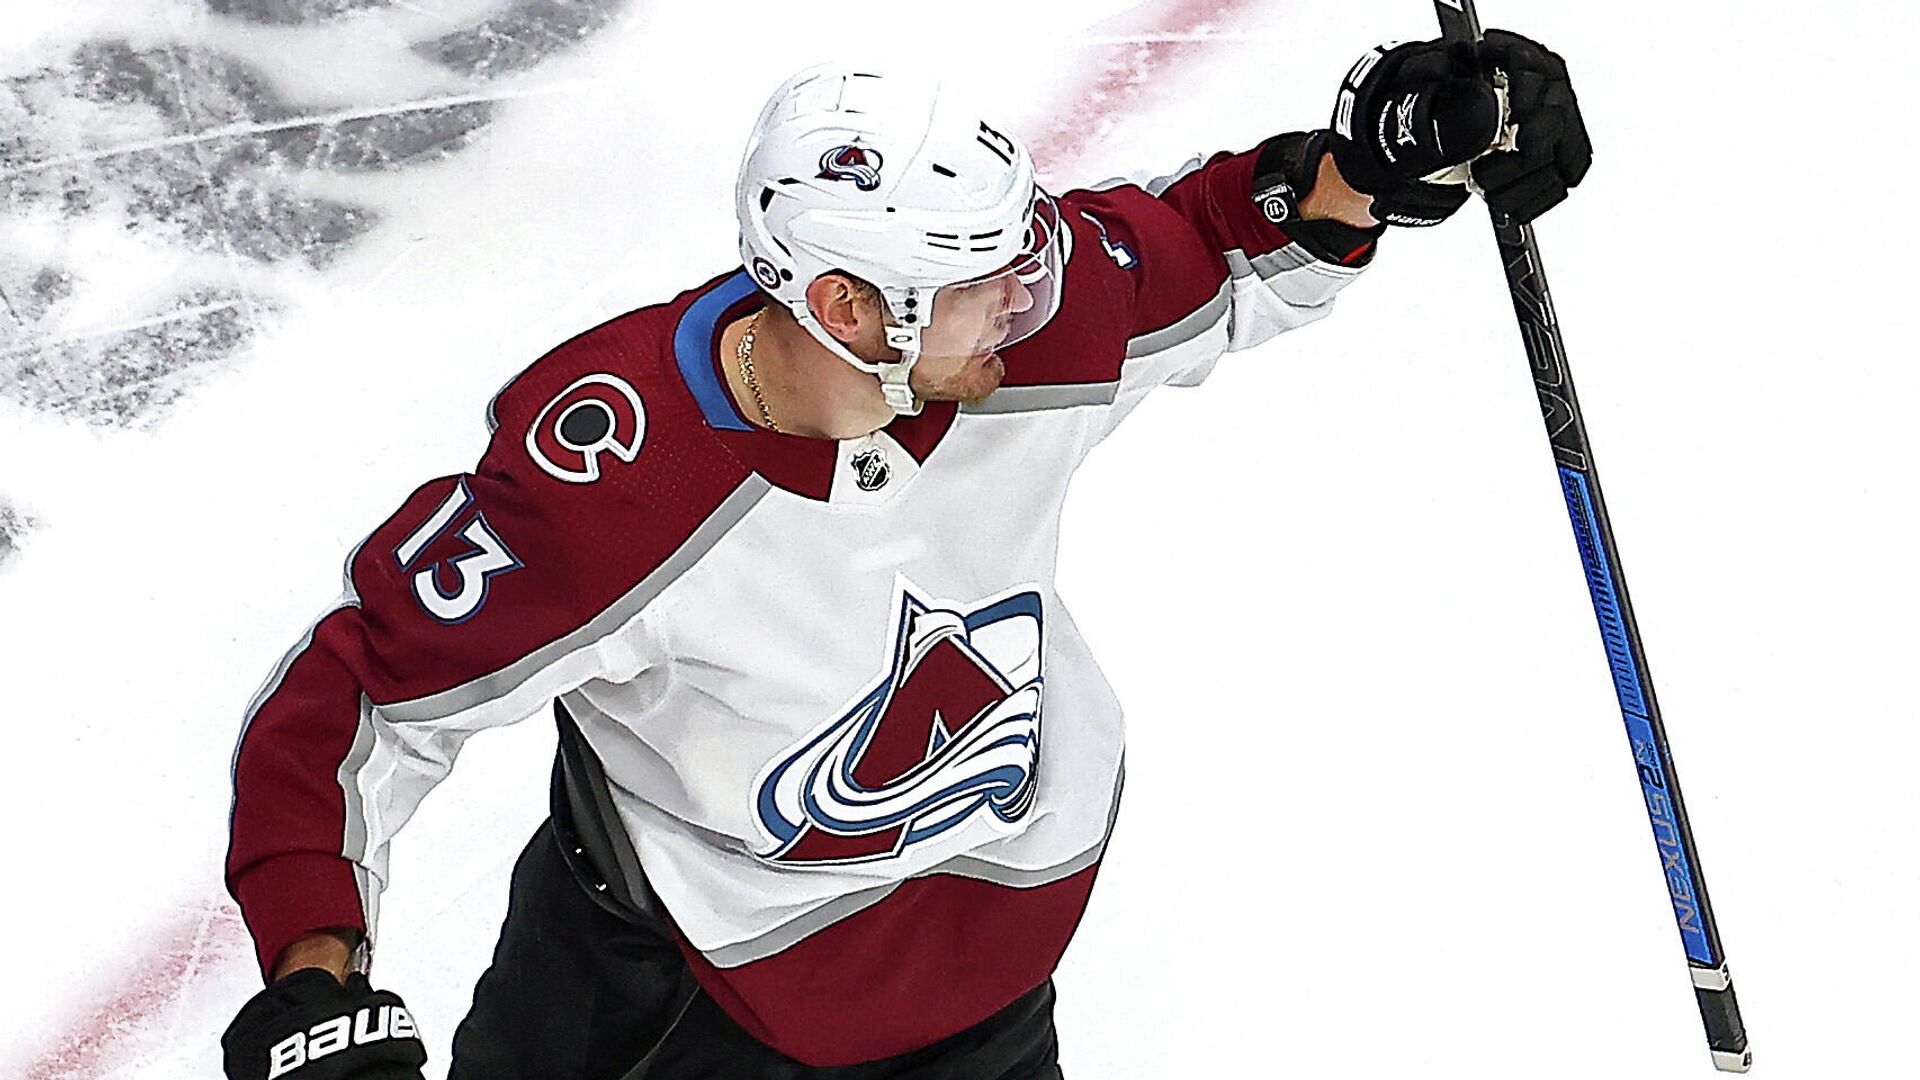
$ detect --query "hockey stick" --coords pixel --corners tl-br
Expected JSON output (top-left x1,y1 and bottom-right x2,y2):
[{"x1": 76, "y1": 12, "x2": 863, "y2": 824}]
[{"x1": 1428, "y1": 1, "x2": 1751, "y2": 1072}]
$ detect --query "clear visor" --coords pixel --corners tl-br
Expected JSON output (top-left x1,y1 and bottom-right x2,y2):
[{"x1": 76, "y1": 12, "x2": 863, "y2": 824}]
[{"x1": 899, "y1": 190, "x2": 1067, "y2": 361}]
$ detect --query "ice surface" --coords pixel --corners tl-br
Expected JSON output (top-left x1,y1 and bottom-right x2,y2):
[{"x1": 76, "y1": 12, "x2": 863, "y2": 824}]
[
  {"x1": 206, "y1": 0, "x2": 397, "y2": 25},
  {"x1": 2, "y1": 286, "x2": 258, "y2": 425},
  {"x1": 413, "y1": 0, "x2": 631, "y2": 79},
  {"x1": 3, "y1": 1, "x2": 1918, "y2": 1079},
  {"x1": 0, "y1": 25, "x2": 518, "y2": 427},
  {"x1": 0, "y1": 496, "x2": 30, "y2": 565}
]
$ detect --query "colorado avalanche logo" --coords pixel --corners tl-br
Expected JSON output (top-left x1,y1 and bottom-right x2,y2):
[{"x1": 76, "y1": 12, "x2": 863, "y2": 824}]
[
  {"x1": 754, "y1": 584, "x2": 1044, "y2": 865},
  {"x1": 525, "y1": 373, "x2": 646, "y2": 484},
  {"x1": 818, "y1": 144, "x2": 885, "y2": 192}
]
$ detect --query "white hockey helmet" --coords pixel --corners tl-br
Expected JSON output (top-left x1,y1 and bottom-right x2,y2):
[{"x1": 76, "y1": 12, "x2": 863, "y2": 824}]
[{"x1": 737, "y1": 64, "x2": 1069, "y2": 415}]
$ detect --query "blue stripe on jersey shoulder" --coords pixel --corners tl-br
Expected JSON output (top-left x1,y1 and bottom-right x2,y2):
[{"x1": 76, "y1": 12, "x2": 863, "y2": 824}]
[{"x1": 674, "y1": 270, "x2": 759, "y2": 432}]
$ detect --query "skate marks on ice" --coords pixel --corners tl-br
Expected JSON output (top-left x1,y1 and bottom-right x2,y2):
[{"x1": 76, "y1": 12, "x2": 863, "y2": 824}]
[
  {"x1": 414, "y1": 0, "x2": 633, "y2": 79},
  {"x1": 1, "y1": 281, "x2": 261, "y2": 427},
  {"x1": 0, "y1": 0, "x2": 631, "y2": 430},
  {"x1": 20, "y1": 901, "x2": 253, "y2": 1080},
  {"x1": 0, "y1": 43, "x2": 368, "y2": 426},
  {"x1": 0, "y1": 496, "x2": 33, "y2": 568},
  {"x1": 207, "y1": 0, "x2": 632, "y2": 78},
  {"x1": 205, "y1": 0, "x2": 397, "y2": 25},
  {"x1": 207, "y1": 0, "x2": 630, "y2": 77}
]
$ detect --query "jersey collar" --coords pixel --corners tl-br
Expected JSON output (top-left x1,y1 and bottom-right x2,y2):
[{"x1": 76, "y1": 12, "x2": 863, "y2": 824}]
[
  {"x1": 671, "y1": 270, "x2": 959, "y2": 505},
  {"x1": 674, "y1": 270, "x2": 760, "y2": 432}
]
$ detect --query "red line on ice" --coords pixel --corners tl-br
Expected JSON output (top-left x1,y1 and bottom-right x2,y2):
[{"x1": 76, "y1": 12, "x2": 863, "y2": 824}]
[
  {"x1": 18, "y1": 1, "x2": 1260, "y2": 1075},
  {"x1": 1028, "y1": 0, "x2": 1263, "y2": 173},
  {"x1": 23, "y1": 900, "x2": 248, "y2": 1079}
]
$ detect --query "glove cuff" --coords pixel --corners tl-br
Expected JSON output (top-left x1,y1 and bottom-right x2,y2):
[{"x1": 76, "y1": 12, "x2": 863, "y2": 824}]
[{"x1": 1251, "y1": 131, "x2": 1387, "y2": 266}]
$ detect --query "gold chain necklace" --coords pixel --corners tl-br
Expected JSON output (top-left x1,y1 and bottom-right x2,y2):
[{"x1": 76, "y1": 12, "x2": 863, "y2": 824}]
[{"x1": 736, "y1": 312, "x2": 779, "y2": 433}]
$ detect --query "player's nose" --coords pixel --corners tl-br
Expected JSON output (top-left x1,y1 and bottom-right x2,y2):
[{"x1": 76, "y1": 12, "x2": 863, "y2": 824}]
[{"x1": 1003, "y1": 277, "x2": 1034, "y2": 316}]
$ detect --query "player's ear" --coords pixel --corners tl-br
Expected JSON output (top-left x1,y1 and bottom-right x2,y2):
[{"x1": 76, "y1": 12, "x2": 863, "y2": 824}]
[{"x1": 805, "y1": 272, "x2": 881, "y2": 347}]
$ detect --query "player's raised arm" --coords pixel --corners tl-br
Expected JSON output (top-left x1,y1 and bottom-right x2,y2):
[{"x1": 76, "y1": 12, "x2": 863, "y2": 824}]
[{"x1": 1053, "y1": 31, "x2": 1588, "y2": 432}]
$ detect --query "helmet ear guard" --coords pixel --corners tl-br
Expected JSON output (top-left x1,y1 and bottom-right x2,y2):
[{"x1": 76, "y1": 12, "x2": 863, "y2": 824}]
[
  {"x1": 877, "y1": 285, "x2": 929, "y2": 416},
  {"x1": 787, "y1": 277, "x2": 929, "y2": 417}
]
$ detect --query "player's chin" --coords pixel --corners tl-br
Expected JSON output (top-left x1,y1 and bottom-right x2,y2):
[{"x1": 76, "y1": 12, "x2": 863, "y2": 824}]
[
  {"x1": 922, "y1": 353, "x2": 1005, "y2": 406},
  {"x1": 959, "y1": 353, "x2": 1005, "y2": 405}
]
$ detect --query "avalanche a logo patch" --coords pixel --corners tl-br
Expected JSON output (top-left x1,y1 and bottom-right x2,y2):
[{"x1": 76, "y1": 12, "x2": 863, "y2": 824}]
[
  {"x1": 817, "y1": 144, "x2": 885, "y2": 191},
  {"x1": 754, "y1": 583, "x2": 1044, "y2": 866}
]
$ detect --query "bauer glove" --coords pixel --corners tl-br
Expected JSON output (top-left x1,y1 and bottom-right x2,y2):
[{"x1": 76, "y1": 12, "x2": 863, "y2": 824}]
[
  {"x1": 1327, "y1": 31, "x2": 1593, "y2": 227},
  {"x1": 1327, "y1": 38, "x2": 1502, "y2": 227},
  {"x1": 1471, "y1": 29, "x2": 1594, "y2": 224},
  {"x1": 223, "y1": 969, "x2": 426, "y2": 1080}
]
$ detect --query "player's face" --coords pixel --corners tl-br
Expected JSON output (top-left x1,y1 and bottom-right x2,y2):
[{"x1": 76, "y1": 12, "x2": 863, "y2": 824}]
[{"x1": 907, "y1": 274, "x2": 1034, "y2": 405}]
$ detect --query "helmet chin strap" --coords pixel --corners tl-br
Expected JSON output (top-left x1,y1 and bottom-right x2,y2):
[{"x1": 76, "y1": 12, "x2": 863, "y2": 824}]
[
  {"x1": 789, "y1": 295, "x2": 927, "y2": 418},
  {"x1": 877, "y1": 325, "x2": 923, "y2": 417},
  {"x1": 876, "y1": 358, "x2": 920, "y2": 415}
]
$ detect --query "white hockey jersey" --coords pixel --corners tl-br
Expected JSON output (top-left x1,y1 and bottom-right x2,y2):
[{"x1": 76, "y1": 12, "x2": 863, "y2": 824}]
[{"x1": 228, "y1": 141, "x2": 1374, "y2": 1066}]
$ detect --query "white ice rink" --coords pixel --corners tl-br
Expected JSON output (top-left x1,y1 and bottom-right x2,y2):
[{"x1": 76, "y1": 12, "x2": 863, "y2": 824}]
[{"x1": 2, "y1": 1, "x2": 1916, "y2": 1077}]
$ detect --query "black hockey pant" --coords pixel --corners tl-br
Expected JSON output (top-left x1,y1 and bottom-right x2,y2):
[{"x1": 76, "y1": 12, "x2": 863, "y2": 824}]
[{"x1": 447, "y1": 820, "x2": 1067, "y2": 1080}]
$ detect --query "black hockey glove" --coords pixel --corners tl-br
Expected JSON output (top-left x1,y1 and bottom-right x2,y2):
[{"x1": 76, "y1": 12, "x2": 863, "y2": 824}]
[
  {"x1": 223, "y1": 969, "x2": 426, "y2": 1080},
  {"x1": 1327, "y1": 38, "x2": 1502, "y2": 227},
  {"x1": 1471, "y1": 29, "x2": 1593, "y2": 225},
  {"x1": 1250, "y1": 131, "x2": 1387, "y2": 266}
]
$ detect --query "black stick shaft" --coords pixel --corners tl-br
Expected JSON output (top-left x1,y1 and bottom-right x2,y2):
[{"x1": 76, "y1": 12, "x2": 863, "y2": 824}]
[{"x1": 1429, "y1": 1, "x2": 1749, "y2": 1071}]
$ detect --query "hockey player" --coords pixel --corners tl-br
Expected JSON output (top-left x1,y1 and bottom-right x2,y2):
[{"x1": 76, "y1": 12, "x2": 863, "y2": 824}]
[{"x1": 223, "y1": 31, "x2": 1589, "y2": 1080}]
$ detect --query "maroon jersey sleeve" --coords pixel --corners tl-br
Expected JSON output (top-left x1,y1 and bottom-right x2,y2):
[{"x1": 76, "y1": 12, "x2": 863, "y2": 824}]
[
  {"x1": 226, "y1": 313, "x2": 754, "y2": 978},
  {"x1": 986, "y1": 138, "x2": 1375, "y2": 432}
]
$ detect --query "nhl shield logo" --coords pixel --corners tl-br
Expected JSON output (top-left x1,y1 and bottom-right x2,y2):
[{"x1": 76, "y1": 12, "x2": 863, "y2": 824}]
[
  {"x1": 850, "y1": 445, "x2": 890, "y2": 491},
  {"x1": 754, "y1": 584, "x2": 1044, "y2": 865}
]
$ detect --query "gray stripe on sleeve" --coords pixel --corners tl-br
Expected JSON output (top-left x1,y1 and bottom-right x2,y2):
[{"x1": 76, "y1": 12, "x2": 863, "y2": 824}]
[
  {"x1": 230, "y1": 538, "x2": 369, "y2": 785},
  {"x1": 961, "y1": 381, "x2": 1120, "y2": 415},
  {"x1": 336, "y1": 695, "x2": 380, "y2": 866},
  {"x1": 238, "y1": 540, "x2": 368, "y2": 730},
  {"x1": 1124, "y1": 280, "x2": 1232, "y2": 359},
  {"x1": 1226, "y1": 242, "x2": 1355, "y2": 282},
  {"x1": 378, "y1": 476, "x2": 772, "y2": 725},
  {"x1": 959, "y1": 284, "x2": 1231, "y2": 417},
  {"x1": 354, "y1": 863, "x2": 380, "y2": 964}
]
